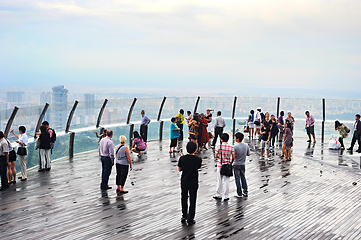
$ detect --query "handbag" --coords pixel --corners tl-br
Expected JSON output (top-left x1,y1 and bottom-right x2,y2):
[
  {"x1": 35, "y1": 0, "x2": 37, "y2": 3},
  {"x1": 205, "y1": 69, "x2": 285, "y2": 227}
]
[
  {"x1": 254, "y1": 120, "x2": 260, "y2": 126},
  {"x1": 219, "y1": 145, "x2": 233, "y2": 177},
  {"x1": 17, "y1": 145, "x2": 27, "y2": 156}
]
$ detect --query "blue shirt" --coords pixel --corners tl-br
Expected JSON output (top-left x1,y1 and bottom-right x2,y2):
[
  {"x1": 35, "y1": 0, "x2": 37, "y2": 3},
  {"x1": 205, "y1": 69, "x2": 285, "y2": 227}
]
[
  {"x1": 170, "y1": 123, "x2": 179, "y2": 139},
  {"x1": 141, "y1": 115, "x2": 151, "y2": 125}
]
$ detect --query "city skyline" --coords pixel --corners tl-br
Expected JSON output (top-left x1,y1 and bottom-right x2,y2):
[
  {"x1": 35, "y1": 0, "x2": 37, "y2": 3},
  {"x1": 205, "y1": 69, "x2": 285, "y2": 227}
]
[{"x1": 1, "y1": 0, "x2": 360, "y2": 93}]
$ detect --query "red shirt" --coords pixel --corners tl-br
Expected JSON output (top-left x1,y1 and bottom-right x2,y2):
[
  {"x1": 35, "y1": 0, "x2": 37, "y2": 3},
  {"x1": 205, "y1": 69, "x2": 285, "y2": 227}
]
[{"x1": 215, "y1": 142, "x2": 234, "y2": 168}]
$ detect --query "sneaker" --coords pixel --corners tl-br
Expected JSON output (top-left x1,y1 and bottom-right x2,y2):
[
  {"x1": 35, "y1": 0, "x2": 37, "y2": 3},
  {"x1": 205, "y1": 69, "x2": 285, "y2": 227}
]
[
  {"x1": 181, "y1": 217, "x2": 187, "y2": 223},
  {"x1": 347, "y1": 147, "x2": 353, "y2": 151},
  {"x1": 187, "y1": 220, "x2": 196, "y2": 225},
  {"x1": 259, "y1": 157, "x2": 264, "y2": 160},
  {"x1": 234, "y1": 194, "x2": 243, "y2": 198},
  {"x1": 266, "y1": 158, "x2": 270, "y2": 161},
  {"x1": 243, "y1": 193, "x2": 248, "y2": 197},
  {"x1": 213, "y1": 196, "x2": 222, "y2": 200},
  {"x1": 224, "y1": 198, "x2": 230, "y2": 201}
]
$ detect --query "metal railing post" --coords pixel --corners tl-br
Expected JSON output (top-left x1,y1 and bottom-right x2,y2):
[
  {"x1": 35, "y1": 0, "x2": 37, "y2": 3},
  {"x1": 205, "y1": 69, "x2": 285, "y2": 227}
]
[
  {"x1": 158, "y1": 119, "x2": 163, "y2": 140},
  {"x1": 129, "y1": 124, "x2": 134, "y2": 148},
  {"x1": 127, "y1": 98, "x2": 137, "y2": 125},
  {"x1": 321, "y1": 98, "x2": 326, "y2": 144},
  {"x1": 157, "y1": 97, "x2": 167, "y2": 141},
  {"x1": 127, "y1": 98, "x2": 137, "y2": 147},
  {"x1": 4, "y1": 106, "x2": 19, "y2": 138},
  {"x1": 232, "y1": 96, "x2": 237, "y2": 144},
  {"x1": 66, "y1": 100, "x2": 79, "y2": 158},
  {"x1": 69, "y1": 132, "x2": 75, "y2": 158},
  {"x1": 65, "y1": 100, "x2": 79, "y2": 133},
  {"x1": 276, "y1": 97, "x2": 280, "y2": 119},
  {"x1": 34, "y1": 103, "x2": 50, "y2": 139},
  {"x1": 194, "y1": 96, "x2": 200, "y2": 114},
  {"x1": 96, "y1": 99, "x2": 108, "y2": 129}
]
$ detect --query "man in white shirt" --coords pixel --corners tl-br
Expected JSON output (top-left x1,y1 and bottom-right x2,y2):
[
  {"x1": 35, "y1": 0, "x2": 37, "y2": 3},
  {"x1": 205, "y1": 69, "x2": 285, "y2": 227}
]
[
  {"x1": 99, "y1": 130, "x2": 115, "y2": 190},
  {"x1": 254, "y1": 107, "x2": 262, "y2": 137}
]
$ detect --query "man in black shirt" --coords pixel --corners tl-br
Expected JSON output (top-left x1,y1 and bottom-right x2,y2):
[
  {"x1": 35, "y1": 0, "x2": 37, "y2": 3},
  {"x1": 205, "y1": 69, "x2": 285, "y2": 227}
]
[{"x1": 178, "y1": 141, "x2": 202, "y2": 225}]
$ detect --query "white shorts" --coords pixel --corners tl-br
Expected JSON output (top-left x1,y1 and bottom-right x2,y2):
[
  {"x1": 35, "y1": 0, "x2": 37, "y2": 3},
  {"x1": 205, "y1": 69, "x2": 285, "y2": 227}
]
[
  {"x1": 261, "y1": 140, "x2": 270, "y2": 149},
  {"x1": 207, "y1": 123, "x2": 212, "y2": 133},
  {"x1": 248, "y1": 122, "x2": 254, "y2": 129},
  {"x1": 255, "y1": 125, "x2": 261, "y2": 129}
]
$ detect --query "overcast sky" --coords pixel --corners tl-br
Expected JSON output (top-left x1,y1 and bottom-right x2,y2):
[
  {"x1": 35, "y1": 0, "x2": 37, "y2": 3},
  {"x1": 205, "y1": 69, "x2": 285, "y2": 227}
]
[{"x1": 1, "y1": 0, "x2": 360, "y2": 92}]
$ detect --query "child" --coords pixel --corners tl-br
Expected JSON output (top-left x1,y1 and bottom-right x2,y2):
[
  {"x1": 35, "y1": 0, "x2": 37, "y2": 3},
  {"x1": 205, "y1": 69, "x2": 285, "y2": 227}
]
[{"x1": 170, "y1": 117, "x2": 180, "y2": 153}]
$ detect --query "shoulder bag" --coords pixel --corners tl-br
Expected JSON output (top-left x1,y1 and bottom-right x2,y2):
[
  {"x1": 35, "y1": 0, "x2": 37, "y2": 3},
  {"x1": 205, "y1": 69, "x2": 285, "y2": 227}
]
[
  {"x1": 220, "y1": 145, "x2": 233, "y2": 177},
  {"x1": 17, "y1": 143, "x2": 27, "y2": 156}
]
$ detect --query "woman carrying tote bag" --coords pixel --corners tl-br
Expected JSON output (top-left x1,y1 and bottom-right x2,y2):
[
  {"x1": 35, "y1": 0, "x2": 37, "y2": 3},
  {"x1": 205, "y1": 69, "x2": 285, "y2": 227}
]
[{"x1": 11, "y1": 126, "x2": 28, "y2": 181}]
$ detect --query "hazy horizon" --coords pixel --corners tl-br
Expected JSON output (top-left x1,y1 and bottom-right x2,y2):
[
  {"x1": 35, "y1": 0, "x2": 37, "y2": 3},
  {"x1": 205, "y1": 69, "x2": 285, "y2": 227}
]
[{"x1": 1, "y1": 0, "x2": 361, "y2": 96}]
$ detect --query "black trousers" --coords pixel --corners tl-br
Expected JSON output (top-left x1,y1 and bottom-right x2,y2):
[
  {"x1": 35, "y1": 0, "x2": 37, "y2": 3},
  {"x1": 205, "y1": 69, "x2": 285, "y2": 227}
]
[
  {"x1": 350, "y1": 133, "x2": 361, "y2": 150},
  {"x1": 181, "y1": 184, "x2": 198, "y2": 222},
  {"x1": 116, "y1": 164, "x2": 129, "y2": 186},
  {"x1": 177, "y1": 123, "x2": 184, "y2": 140},
  {"x1": 140, "y1": 124, "x2": 148, "y2": 142},
  {"x1": 339, "y1": 137, "x2": 344, "y2": 148},
  {"x1": 212, "y1": 127, "x2": 223, "y2": 146},
  {"x1": 271, "y1": 134, "x2": 277, "y2": 147},
  {"x1": 0, "y1": 156, "x2": 9, "y2": 188}
]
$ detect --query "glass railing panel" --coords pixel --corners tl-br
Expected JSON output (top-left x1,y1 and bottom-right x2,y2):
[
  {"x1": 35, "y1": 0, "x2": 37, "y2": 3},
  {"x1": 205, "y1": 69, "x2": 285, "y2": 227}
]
[
  {"x1": 236, "y1": 97, "x2": 278, "y2": 119},
  {"x1": 100, "y1": 98, "x2": 134, "y2": 125},
  {"x1": 326, "y1": 98, "x2": 361, "y2": 121},
  {"x1": 198, "y1": 97, "x2": 235, "y2": 118},
  {"x1": 279, "y1": 97, "x2": 323, "y2": 120},
  {"x1": 130, "y1": 97, "x2": 163, "y2": 122},
  {"x1": 68, "y1": 100, "x2": 105, "y2": 131},
  {"x1": 162, "y1": 97, "x2": 197, "y2": 119}
]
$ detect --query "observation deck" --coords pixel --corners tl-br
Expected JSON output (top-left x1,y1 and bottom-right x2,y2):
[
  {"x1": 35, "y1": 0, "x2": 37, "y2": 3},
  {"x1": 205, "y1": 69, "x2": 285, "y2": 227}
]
[{"x1": 0, "y1": 96, "x2": 361, "y2": 239}]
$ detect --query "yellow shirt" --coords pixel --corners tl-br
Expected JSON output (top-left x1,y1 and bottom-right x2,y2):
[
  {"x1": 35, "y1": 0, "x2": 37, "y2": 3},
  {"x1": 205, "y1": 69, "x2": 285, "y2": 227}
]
[{"x1": 176, "y1": 113, "x2": 185, "y2": 124}]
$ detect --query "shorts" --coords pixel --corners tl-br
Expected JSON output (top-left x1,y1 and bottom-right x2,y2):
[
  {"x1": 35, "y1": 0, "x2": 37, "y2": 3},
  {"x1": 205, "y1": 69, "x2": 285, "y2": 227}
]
[
  {"x1": 170, "y1": 138, "x2": 177, "y2": 148},
  {"x1": 136, "y1": 147, "x2": 145, "y2": 152},
  {"x1": 9, "y1": 150, "x2": 16, "y2": 162},
  {"x1": 248, "y1": 122, "x2": 254, "y2": 129},
  {"x1": 284, "y1": 138, "x2": 292, "y2": 147},
  {"x1": 307, "y1": 126, "x2": 314, "y2": 135},
  {"x1": 261, "y1": 140, "x2": 270, "y2": 149},
  {"x1": 255, "y1": 125, "x2": 261, "y2": 129}
]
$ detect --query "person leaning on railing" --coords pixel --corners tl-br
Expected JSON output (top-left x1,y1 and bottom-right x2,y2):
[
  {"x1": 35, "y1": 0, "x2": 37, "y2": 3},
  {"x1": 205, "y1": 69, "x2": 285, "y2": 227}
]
[{"x1": 140, "y1": 110, "x2": 151, "y2": 143}]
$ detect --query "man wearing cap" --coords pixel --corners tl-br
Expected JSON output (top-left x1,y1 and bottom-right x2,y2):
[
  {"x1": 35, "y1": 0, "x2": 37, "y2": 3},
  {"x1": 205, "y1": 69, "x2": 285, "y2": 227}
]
[{"x1": 254, "y1": 107, "x2": 262, "y2": 137}]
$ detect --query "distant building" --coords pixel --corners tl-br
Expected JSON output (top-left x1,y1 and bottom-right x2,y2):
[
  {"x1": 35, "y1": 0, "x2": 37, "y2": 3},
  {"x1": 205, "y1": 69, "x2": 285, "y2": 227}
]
[
  {"x1": 52, "y1": 85, "x2": 68, "y2": 130},
  {"x1": 40, "y1": 92, "x2": 52, "y2": 104},
  {"x1": 84, "y1": 93, "x2": 95, "y2": 115},
  {"x1": 6, "y1": 91, "x2": 24, "y2": 105}
]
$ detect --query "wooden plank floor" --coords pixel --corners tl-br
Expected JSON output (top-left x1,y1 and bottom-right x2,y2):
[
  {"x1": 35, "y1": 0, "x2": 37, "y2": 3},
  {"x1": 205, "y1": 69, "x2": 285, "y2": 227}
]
[{"x1": 1, "y1": 137, "x2": 361, "y2": 239}]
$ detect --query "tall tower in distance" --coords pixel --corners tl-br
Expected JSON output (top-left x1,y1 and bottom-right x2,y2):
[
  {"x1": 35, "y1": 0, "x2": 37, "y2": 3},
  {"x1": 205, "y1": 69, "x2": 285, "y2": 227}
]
[
  {"x1": 6, "y1": 91, "x2": 24, "y2": 108},
  {"x1": 52, "y1": 85, "x2": 68, "y2": 130},
  {"x1": 84, "y1": 93, "x2": 95, "y2": 116}
]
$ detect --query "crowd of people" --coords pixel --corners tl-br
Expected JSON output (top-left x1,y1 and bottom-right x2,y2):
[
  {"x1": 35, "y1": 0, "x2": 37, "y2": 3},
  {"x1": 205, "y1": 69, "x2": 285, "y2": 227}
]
[{"x1": 1, "y1": 106, "x2": 361, "y2": 229}]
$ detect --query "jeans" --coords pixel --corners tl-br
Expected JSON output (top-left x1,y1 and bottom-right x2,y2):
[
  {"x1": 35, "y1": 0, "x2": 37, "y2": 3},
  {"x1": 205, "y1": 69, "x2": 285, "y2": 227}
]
[
  {"x1": 181, "y1": 183, "x2": 198, "y2": 222},
  {"x1": 233, "y1": 165, "x2": 248, "y2": 196},
  {"x1": 101, "y1": 156, "x2": 113, "y2": 189},
  {"x1": 39, "y1": 149, "x2": 51, "y2": 169}
]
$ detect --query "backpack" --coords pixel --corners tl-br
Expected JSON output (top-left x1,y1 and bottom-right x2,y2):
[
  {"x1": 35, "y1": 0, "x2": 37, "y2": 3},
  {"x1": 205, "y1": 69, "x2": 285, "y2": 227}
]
[
  {"x1": 260, "y1": 112, "x2": 266, "y2": 122},
  {"x1": 345, "y1": 126, "x2": 350, "y2": 133},
  {"x1": 49, "y1": 128, "x2": 56, "y2": 143}
]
